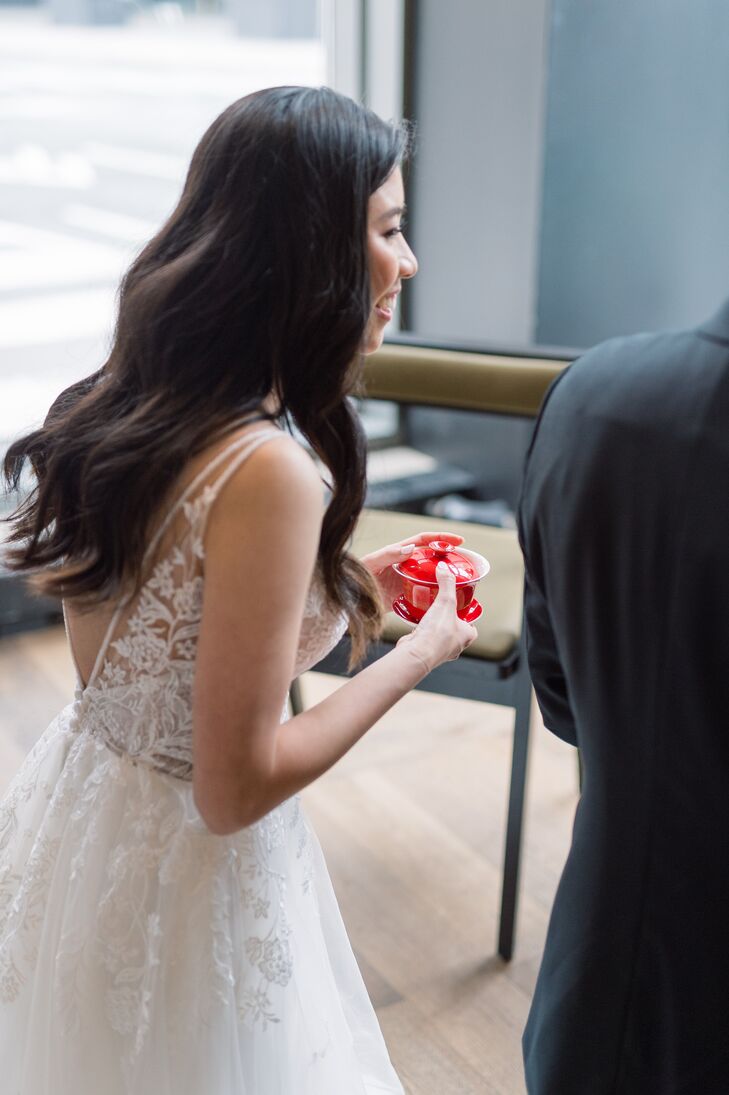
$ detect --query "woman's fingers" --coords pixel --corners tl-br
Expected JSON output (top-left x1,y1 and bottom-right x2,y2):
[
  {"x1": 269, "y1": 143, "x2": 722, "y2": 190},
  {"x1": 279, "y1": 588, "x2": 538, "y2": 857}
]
[
  {"x1": 404, "y1": 562, "x2": 478, "y2": 668},
  {"x1": 362, "y1": 533, "x2": 465, "y2": 576},
  {"x1": 363, "y1": 543, "x2": 415, "y2": 571},
  {"x1": 434, "y1": 561, "x2": 457, "y2": 604},
  {"x1": 398, "y1": 531, "x2": 464, "y2": 548}
]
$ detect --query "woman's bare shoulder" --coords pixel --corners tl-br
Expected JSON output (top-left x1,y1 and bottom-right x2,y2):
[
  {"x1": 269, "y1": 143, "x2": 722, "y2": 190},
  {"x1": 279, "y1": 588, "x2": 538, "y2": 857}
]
[
  {"x1": 220, "y1": 427, "x2": 321, "y2": 498},
  {"x1": 203, "y1": 426, "x2": 324, "y2": 539},
  {"x1": 179, "y1": 420, "x2": 317, "y2": 495}
]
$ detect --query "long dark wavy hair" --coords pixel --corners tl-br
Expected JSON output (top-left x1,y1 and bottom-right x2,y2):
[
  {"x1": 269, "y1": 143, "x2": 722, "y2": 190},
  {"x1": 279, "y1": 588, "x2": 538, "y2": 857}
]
[{"x1": 3, "y1": 86, "x2": 409, "y2": 662}]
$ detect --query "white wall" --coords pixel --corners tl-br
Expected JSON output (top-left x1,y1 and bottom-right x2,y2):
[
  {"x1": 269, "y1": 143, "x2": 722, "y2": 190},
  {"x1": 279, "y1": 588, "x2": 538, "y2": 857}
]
[
  {"x1": 408, "y1": 0, "x2": 550, "y2": 345},
  {"x1": 537, "y1": 0, "x2": 729, "y2": 346}
]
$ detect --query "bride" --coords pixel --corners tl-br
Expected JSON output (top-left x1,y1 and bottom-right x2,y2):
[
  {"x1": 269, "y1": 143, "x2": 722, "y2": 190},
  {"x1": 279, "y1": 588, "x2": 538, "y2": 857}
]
[{"x1": 0, "y1": 86, "x2": 476, "y2": 1093}]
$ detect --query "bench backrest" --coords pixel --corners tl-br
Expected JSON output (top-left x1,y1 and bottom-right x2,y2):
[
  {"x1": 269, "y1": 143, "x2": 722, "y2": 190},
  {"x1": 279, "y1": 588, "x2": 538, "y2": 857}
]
[{"x1": 363, "y1": 342, "x2": 571, "y2": 417}]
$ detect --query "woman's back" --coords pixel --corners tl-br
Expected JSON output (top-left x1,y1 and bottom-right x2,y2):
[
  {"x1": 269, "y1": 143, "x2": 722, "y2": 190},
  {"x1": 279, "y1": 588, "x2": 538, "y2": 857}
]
[
  {"x1": 63, "y1": 425, "x2": 246, "y2": 689},
  {"x1": 63, "y1": 419, "x2": 275, "y2": 687},
  {"x1": 61, "y1": 422, "x2": 291, "y2": 778}
]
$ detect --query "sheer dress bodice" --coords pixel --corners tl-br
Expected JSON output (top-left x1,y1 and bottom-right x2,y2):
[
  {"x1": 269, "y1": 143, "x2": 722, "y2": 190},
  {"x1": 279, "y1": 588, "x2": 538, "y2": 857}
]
[{"x1": 67, "y1": 428, "x2": 348, "y2": 780}]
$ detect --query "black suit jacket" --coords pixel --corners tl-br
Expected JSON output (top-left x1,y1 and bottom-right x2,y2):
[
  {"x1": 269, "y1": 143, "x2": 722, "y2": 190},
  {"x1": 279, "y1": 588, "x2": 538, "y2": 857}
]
[{"x1": 518, "y1": 300, "x2": 729, "y2": 1095}]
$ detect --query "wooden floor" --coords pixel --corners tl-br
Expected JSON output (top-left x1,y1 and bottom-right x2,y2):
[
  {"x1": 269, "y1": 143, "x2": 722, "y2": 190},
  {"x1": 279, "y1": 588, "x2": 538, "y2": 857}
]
[{"x1": 0, "y1": 626, "x2": 579, "y2": 1094}]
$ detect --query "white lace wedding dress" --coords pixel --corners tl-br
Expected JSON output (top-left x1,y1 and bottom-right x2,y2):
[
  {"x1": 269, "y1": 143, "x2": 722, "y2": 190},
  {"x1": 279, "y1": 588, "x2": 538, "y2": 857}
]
[{"x1": 0, "y1": 428, "x2": 404, "y2": 1095}]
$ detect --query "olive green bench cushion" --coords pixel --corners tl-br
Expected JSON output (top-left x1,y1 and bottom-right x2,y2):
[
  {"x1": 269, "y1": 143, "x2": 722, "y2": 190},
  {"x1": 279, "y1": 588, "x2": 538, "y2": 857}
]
[
  {"x1": 364, "y1": 344, "x2": 564, "y2": 417},
  {"x1": 351, "y1": 509, "x2": 524, "y2": 663}
]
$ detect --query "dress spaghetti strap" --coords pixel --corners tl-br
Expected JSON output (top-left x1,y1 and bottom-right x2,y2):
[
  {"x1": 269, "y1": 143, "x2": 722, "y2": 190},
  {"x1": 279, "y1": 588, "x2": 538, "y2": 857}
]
[
  {"x1": 81, "y1": 425, "x2": 283, "y2": 695},
  {"x1": 142, "y1": 425, "x2": 282, "y2": 566}
]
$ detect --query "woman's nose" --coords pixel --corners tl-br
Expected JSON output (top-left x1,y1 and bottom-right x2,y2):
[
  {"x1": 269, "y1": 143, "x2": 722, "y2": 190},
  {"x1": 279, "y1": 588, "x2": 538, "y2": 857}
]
[{"x1": 400, "y1": 240, "x2": 418, "y2": 279}]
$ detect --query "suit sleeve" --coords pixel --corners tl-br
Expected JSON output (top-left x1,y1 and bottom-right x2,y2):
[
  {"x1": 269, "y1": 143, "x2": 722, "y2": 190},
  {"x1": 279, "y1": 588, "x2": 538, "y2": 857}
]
[{"x1": 518, "y1": 372, "x2": 578, "y2": 747}]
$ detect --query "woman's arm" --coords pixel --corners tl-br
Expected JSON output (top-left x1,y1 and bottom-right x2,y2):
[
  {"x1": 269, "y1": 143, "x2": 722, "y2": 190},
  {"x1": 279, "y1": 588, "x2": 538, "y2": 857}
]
[{"x1": 192, "y1": 435, "x2": 474, "y2": 835}]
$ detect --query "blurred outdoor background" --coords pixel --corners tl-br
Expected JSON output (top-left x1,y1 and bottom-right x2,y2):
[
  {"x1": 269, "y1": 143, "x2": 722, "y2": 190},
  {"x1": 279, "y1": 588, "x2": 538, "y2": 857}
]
[{"x1": 0, "y1": 0, "x2": 325, "y2": 455}]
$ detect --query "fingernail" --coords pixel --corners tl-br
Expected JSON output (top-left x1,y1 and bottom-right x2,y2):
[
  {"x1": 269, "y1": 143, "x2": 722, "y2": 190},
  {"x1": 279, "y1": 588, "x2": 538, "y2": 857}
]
[{"x1": 401, "y1": 544, "x2": 415, "y2": 553}]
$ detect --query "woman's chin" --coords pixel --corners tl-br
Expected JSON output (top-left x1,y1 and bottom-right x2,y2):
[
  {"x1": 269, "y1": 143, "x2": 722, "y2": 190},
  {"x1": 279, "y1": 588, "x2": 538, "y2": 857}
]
[{"x1": 362, "y1": 322, "x2": 387, "y2": 355}]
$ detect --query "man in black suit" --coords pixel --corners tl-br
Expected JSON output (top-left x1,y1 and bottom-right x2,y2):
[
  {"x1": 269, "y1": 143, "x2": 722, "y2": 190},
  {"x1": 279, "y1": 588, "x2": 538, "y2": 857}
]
[{"x1": 518, "y1": 299, "x2": 729, "y2": 1094}]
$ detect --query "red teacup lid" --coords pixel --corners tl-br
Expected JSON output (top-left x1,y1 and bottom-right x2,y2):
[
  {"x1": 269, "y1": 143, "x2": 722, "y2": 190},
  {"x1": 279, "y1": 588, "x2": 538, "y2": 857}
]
[{"x1": 394, "y1": 540, "x2": 479, "y2": 585}]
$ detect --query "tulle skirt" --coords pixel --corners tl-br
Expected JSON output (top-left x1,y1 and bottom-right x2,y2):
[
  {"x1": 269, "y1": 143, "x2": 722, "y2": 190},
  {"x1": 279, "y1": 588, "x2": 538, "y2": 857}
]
[{"x1": 0, "y1": 706, "x2": 403, "y2": 1094}]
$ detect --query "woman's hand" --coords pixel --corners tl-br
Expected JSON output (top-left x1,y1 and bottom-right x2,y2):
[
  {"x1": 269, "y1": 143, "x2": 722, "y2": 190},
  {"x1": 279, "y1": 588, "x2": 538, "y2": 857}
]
[
  {"x1": 361, "y1": 531, "x2": 464, "y2": 610},
  {"x1": 396, "y1": 562, "x2": 478, "y2": 674}
]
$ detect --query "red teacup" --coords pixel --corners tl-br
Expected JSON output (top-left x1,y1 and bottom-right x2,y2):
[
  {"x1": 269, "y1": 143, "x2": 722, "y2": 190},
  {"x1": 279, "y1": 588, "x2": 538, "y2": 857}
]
[{"x1": 390, "y1": 540, "x2": 490, "y2": 624}]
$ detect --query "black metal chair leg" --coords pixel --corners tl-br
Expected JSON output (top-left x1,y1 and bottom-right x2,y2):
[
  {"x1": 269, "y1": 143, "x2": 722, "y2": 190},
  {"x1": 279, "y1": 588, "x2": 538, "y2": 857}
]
[{"x1": 498, "y1": 662, "x2": 533, "y2": 961}]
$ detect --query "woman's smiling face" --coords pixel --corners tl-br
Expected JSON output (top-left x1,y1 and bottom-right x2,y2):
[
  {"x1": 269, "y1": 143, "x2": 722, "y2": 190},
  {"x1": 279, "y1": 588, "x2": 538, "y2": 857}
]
[{"x1": 363, "y1": 167, "x2": 418, "y2": 354}]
